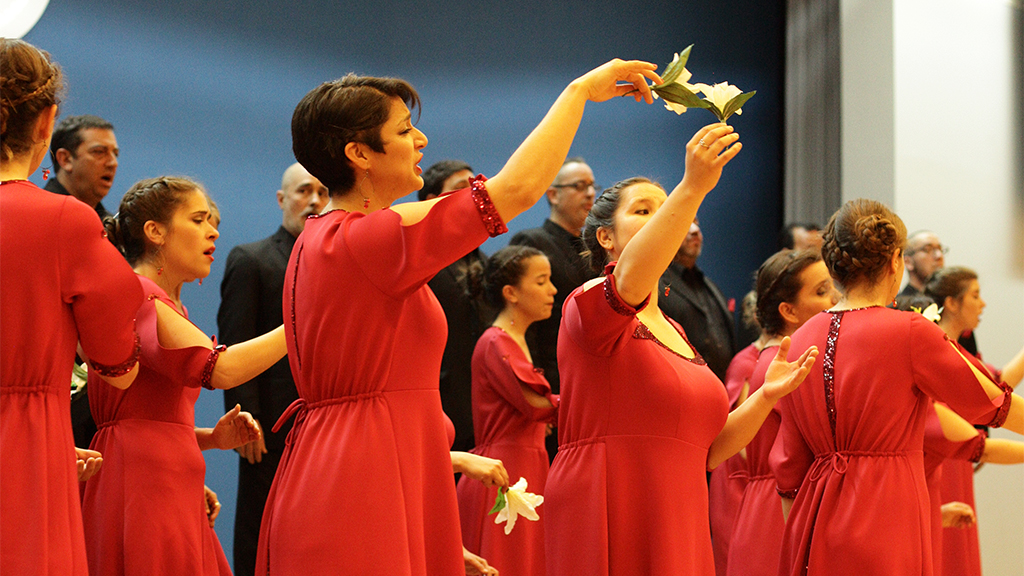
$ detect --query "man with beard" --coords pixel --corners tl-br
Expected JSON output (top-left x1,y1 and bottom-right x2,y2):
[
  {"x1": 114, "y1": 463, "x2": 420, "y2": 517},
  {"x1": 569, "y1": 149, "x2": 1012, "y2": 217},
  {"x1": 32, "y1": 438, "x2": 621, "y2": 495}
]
[{"x1": 217, "y1": 162, "x2": 327, "y2": 576}]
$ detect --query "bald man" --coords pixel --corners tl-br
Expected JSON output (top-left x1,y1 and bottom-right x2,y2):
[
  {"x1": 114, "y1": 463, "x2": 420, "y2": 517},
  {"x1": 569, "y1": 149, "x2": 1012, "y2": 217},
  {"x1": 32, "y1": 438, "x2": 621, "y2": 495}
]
[{"x1": 217, "y1": 163, "x2": 327, "y2": 576}]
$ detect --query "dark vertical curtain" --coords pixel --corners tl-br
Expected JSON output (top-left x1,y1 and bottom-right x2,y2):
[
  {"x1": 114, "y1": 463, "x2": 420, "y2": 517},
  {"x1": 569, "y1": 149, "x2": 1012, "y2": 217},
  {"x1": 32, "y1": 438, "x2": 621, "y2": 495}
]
[{"x1": 785, "y1": 0, "x2": 842, "y2": 226}]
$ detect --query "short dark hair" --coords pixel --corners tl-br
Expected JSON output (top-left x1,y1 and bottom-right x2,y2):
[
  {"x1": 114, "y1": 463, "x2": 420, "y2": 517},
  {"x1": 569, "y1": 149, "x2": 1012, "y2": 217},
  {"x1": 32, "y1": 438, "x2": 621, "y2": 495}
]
[
  {"x1": 49, "y1": 114, "x2": 114, "y2": 174},
  {"x1": 292, "y1": 74, "x2": 420, "y2": 196},
  {"x1": 779, "y1": 222, "x2": 821, "y2": 250},
  {"x1": 418, "y1": 159, "x2": 472, "y2": 202}
]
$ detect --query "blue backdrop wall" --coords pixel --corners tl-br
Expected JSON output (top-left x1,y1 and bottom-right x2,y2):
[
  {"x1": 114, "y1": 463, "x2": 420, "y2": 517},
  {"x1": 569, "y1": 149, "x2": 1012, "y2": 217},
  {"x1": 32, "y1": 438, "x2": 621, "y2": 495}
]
[{"x1": 25, "y1": 0, "x2": 784, "y2": 565}]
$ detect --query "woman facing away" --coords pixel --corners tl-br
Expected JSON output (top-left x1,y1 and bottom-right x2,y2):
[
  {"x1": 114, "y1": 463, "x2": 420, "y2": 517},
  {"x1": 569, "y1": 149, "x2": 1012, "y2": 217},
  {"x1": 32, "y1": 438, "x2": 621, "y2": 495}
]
[
  {"x1": 544, "y1": 125, "x2": 819, "y2": 576},
  {"x1": 457, "y1": 245, "x2": 559, "y2": 576},
  {"x1": 81, "y1": 176, "x2": 285, "y2": 576},
  {"x1": 0, "y1": 38, "x2": 143, "y2": 576},
  {"x1": 770, "y1": 199, "x2": 1024, "y2": 576},
  {"x1": 726, "y1": 249, "x2": 837, "y2": 576},
  {"x1": 920, "y1": 267, "x2": 1024, "y2": 576},
  {"x1": 254, "y1": 60, "x2": 662, "y2": 576}
]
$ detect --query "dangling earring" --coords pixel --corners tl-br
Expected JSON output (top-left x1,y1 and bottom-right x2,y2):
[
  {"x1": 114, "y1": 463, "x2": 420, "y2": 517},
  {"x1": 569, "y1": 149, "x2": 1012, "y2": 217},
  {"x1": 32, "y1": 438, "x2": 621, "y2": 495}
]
[
  {"x1": 155, "y1": 245, "x2": 164, "y2": 276},
  {"x1": 41, "y1": 168, "x2": 51, "y2": 180},
  {"x1": 361, "y1": 170, "x2": 371, "y2": 209},
  {"x1": 198, "y1": 277, "x2": 203, "y2": 286},
  {"x1": 664, "y1": 284, "x2": 671, "y2": 297}
]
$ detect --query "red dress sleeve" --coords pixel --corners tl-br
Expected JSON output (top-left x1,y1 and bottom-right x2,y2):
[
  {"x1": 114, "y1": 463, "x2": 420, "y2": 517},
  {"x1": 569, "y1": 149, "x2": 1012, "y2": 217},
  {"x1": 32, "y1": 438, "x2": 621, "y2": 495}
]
[
  {"x1": 341, "y1": 179, "x2": 506, "y2": 299},
  {"x1": 909, "y1": 314, "x2": 1010, "y2": 427},
  {"x1": 136, "y1": 278, "x2": 222, "y2": 389},
  {"x1": 480, "y1": 330, "x2": 557, "y2": 422},
  {"x1": 770, "y1": 399, "x2": 813, "y2": 498},
  {"x1": 59, "y1": 199, "x2": 143, "y2": 370},
  {"x1": 560, "y1": 264, "x2": 650, "y2": 358}
]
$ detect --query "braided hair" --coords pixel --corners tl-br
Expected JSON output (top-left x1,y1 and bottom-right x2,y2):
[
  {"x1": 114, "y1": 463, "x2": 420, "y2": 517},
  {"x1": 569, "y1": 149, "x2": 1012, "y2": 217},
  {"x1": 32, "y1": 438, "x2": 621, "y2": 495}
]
[
  {"x1": 755, "y1": 249, "x2": 823, "y2": 337},
  {"x1": 465, "y1": 245, "x2": 546, "y2": 311},
  {"x1": 103, "y1": 177, "x2": 204, "y2": 266},
  {"x1": 821, "y1": 199, "x2": 906, "y2": 291},
  {"x1": 0, "y1": 39, "x2": 64, "y2": 162}
]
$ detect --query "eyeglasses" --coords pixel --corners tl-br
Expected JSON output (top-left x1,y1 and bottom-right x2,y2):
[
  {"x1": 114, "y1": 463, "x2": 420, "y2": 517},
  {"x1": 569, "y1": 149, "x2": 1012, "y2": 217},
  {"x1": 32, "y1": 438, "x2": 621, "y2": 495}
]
[
  {"x1": 552, "y1": 180, "x2": 597, "y2": 193},
  {"x1": 912, "y1": 244, "x2": 949, "y2": 257}
]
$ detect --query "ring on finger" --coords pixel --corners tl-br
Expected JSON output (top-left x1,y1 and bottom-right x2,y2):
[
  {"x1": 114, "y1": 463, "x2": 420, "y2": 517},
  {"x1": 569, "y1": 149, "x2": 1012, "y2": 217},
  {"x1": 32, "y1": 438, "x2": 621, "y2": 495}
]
[{"x1": 698, "y1": 138, "x2": 711, "y2": 149}]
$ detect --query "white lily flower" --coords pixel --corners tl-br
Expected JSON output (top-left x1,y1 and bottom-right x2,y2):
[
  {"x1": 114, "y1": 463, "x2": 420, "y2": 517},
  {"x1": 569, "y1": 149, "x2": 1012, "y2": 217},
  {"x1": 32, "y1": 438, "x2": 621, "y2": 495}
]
[
  {"x1": 920, "y1": 303, "x2": 943, "y2": 323},
  {"x1": 693, "y1": 81, "x2": 745, "y2": 115},
  {"x1": 494, "y1": 477, "x2": 543, "y2": 535},
  {"x1": 654, "y1": 52, "x2": 696, "y2": 115}
]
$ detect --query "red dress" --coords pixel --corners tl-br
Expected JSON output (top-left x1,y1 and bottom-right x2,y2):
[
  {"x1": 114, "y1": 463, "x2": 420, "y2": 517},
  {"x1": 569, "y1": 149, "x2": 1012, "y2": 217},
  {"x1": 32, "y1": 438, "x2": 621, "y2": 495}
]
[
  {"x1": 0, "y1": 181, "x2": 141, "y2": 576},
  {"x1": 545, "y1": 267, "x2": 730, "y2": 576},
  {"x1": 81, "y1": 276, "x2": 230, "y2": 576},
  {"x1": 770, "y1": 308, "x2": 1010, "y2": 576},
  {"x1": 727, "y1": 346, "x2": 786, "y2": 576},
  {"x1": 921, "y1": 403, "x2": 984, "y2": 576},
  {"x1": 710, "y1": 342, "x2": 759, "y2": 576},
  {"x1": 939, "y1": 356, "x2": 999, "y2": 576},
  {"x1": 456, "y1": 327, "x2": 557, "y2": 576},
  {"x1": 256, "y1": 183, "x2": 506, "y2": 576}
]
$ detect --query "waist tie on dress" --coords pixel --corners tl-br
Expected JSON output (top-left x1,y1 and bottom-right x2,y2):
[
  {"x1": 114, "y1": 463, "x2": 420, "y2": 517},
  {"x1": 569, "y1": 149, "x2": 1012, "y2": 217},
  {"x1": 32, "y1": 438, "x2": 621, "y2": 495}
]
[
  {"x1": 729, "y1": 470, "x2": 775, "y2": 482},
  {"x1": 808, "y1": 450, "x2": 908, "y2": 482},
  {"x1": 272, "y1": 392, "x2": 385, "y2": 448}
]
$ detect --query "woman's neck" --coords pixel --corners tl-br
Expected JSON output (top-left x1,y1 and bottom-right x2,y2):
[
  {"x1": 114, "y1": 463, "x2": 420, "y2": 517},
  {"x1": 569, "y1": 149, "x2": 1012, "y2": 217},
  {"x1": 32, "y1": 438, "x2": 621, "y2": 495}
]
[
  {"x1": 134, "y1": 261, "x2": 185, "y2": 313},
  {"x1": 937, "y1": 316, "x2": 963, "y2": 340},
  {"x1": 0, "y1": 156, "x2": 36, "y2": 182},
  {"x1": 833, "y1": 281, "x2": 894, "y2": 311},
  {"x1": 493, "y1": 308, "x2": 530, "y2": 342}
]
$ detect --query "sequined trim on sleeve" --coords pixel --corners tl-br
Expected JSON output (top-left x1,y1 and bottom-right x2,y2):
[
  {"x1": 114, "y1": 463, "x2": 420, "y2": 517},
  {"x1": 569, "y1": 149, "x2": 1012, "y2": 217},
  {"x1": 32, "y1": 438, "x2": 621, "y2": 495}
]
[
  {"x1": 201, "y1": 344, "x2": 227, "y2": 390},
  {"x1": 823, "y1": 311, "x2": 844, "y2": 447},
  {"x1": 968, "y1": 429, "x2": 988, "y2": 463},
  {"x1": 603, "y1": 272, "x2": 649, "y2": 317},
  {"x1": 469, "y1": 175, "x2": 508, "y2": 237},
  {"x1": 89, "y1": 333, "x2": 141, "y2": 378},
  {"x1": 987, "y1": 381, "x2": 1013, "y2": 428},
  {"x1": 777, "y1": 487, "x2": 798, "y2": 499}
]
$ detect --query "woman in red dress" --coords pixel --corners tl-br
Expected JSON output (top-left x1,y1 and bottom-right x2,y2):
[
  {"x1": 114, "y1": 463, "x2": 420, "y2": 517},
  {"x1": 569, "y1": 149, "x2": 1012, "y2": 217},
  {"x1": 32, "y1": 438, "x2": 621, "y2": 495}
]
[
  {"x1": 457, "y1": 245, "x2": 559, "y2": 576},
  {"x1": 921, "y1": 268, "x2": 1024, "y2": 576},
  {"x1": 710, "y1": 339, "x2": 762, "y2": 576},
  {"x1": 255, "y1": 61, "x2": 662, "y2": 576},
  {"x1": 0, "y1": 39, "x2": 143, "y2": 576},
  {"x1": 727, "y1": 249, "x2": 837, "y2": 576},
  {"x1": 545, "y1": 125, "x2": 819, "y2": 576},
  {"x1": 770, "y1": 199, "x2": 1024, "y2": 576},
  {"x1": 81, "y1": 176, "x2": 281, "y2": 576}
]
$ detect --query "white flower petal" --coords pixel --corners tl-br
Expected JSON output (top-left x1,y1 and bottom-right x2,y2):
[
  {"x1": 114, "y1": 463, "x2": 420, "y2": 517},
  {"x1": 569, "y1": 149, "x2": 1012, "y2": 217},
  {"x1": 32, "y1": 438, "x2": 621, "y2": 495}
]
[{"x1": 493, "y1": 478, "x2": 544, "y2": 535}]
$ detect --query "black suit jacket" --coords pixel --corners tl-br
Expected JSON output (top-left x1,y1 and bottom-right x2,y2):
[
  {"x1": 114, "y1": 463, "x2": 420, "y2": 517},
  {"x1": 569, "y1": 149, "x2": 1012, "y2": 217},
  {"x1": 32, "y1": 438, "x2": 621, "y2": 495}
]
[
  {"x1": 428, "y1": 249, "x2": 487, "y2": 453},
  {"x1": 509, "y1": 219, "x2": 593, "y2": 391},
  {"x1": 218, "y1": 226, "x2": 298, "y2": 453},
  {"x1": 657, "y1": 263, "x2": 737, "y2": 382}
]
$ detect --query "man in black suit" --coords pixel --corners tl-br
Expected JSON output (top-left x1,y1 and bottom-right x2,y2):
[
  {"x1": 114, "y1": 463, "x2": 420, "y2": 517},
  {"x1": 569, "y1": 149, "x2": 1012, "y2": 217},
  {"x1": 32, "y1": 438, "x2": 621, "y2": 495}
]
[
  {"x1": 658, "y1": 217, "x2": 737, "y2": 382},
  {"x1": 508, "y1": 157, "x2": 596, "y2": 392},
  {"x1": 217, "y1": 163, "x2": 327, "y2": 576},
  {"x1": 420, "y1": 159, "x2": 486, "y2": 453}
]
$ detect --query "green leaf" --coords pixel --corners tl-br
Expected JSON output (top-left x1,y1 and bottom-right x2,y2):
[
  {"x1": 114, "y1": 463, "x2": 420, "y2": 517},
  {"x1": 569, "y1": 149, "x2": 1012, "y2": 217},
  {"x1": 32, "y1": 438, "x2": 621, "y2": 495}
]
[
  {"x1": 659, "y1": 44, "x2": 693, "y2": 86},
  {"x1": 720, "y1": 90, "x2": 756, "y2": 122},
  {"x1": 488, "y1": 490, "x2": 507, "y2": 515},
  {"x1": 653, "y1": 83, "x2": 713, "y2": 109}
]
